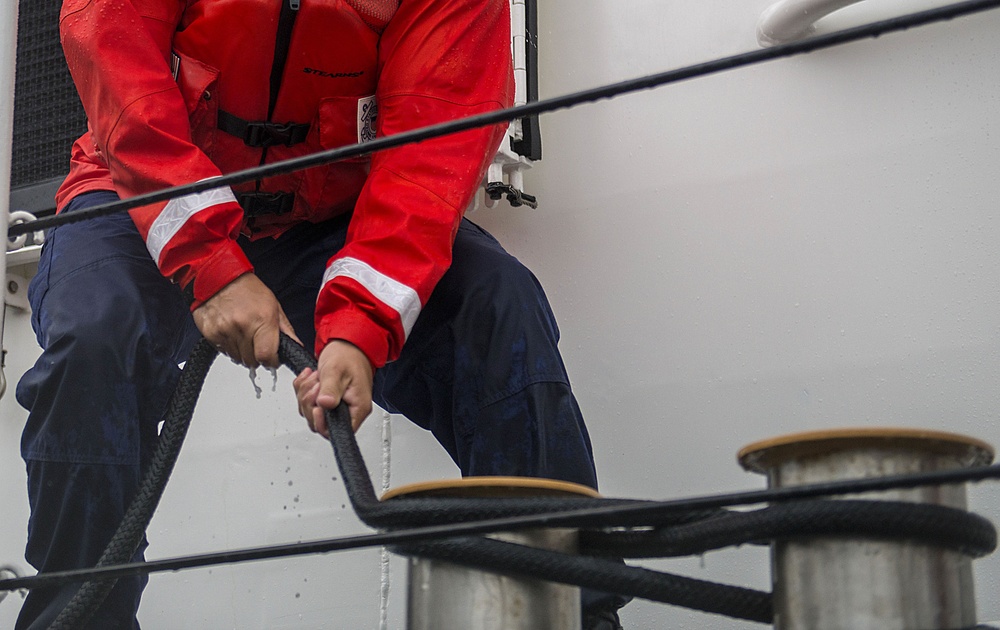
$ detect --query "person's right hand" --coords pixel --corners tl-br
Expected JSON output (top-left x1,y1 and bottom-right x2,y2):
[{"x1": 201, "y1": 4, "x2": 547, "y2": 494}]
[{"x1": 192, "y1": 272, "x2": 299, "y2": 369}]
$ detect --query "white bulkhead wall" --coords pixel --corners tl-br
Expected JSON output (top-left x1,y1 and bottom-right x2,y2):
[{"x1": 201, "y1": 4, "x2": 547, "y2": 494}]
[
  {"x1": 472, "y1": 0, "x2": 1000, "y2": 627},
  {"x1": 1, "y1": 0, "x2": 999, "y2": 628},
  {"x1": 0, "y1": 1, "x2": 16, "y2": 373}
]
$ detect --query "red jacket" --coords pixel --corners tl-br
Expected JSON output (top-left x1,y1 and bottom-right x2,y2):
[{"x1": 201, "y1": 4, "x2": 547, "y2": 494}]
[{"x1": 57, "y1": 0, "x2": 514, "y2": 367}]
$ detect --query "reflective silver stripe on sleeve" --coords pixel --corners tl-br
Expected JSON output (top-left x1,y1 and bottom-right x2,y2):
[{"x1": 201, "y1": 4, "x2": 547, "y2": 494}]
[
  {"x1": 145, "y1": 180, "x2": 238, "y2": 265},
  {"x1": 321, "y1": 257, "x2": 421, "y2": 339}
]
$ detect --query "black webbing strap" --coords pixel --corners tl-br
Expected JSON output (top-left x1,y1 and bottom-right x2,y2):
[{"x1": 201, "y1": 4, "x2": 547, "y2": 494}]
[
  {"x1": 217, "y1": 109, "x2": 310, "y2": 148},
  {"x1": 219, "y1": 0, "x2": 305, "y2": 151},
  {"x1": 236, "y1": 190, "x2": 295, "y2": 217}
]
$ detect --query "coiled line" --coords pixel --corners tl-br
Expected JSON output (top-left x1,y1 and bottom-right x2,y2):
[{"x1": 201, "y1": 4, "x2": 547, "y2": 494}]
[
  {"x1": 16, "y1": 336, "x2": 995, "y2": 628},
  {"x1": 2, "y1": 0, "x2": 1000, "y2": 624}
]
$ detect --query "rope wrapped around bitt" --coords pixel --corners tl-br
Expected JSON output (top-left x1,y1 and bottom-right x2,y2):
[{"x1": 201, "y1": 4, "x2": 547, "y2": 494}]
[{"x1": 48, "y1": 335, "x2": 998, "y2": 628}]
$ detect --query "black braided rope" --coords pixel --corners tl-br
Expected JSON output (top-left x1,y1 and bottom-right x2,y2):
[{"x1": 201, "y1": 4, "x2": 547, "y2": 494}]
[
  {"x1": 4, "y1": 4, "x2": 999, "y2": 623},
  {"x1": 277, "y1": 335, "x2": 996, "y2": 625},
  {"x1": 581, "y1": 499, "x2": 998, "y2": 559},
  {"x1": 37, "y1": 335, "x2": 997, "y2": 627},
  {"x1": 47, "y1": 341, "x2": 218, "y2": 630},
  {"x1": 396, "y1": 537, "x2": 774, "y2": 624}
]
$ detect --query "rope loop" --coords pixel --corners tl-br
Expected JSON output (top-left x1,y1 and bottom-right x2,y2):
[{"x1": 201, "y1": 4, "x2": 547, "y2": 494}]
[{"x1": 31, "y1": 336, "x2": 1000, "y2": 628}]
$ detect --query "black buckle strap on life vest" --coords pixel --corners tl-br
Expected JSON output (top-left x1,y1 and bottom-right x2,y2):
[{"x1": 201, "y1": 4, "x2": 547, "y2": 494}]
[
  {"x1": 217, "y1": 109, "x2": 310, "y2": 148},
  {"x1": 237, "y1": 191, "x2": 295, "y2": 217}
]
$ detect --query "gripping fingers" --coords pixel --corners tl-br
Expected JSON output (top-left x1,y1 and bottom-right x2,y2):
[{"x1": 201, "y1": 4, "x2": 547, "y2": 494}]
[
  {"x1": 314, "y1": 340, "x2": 374, "y2": 435},
  {"x1": 316, "y1": 378, "x2": 372, "y2": 434},
  {"x1": 193, "y1": 273, "x2": 289, "y2": 369},
  {"x1": 293, "y1": 368, "x2": 321, "y2": 428}
]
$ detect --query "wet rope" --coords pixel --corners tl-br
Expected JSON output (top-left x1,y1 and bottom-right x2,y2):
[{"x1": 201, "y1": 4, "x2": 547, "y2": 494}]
[
  {"x1": 0, "y1": 335, "x2": 984, "y2": 630},
  {"x1": 1, "y1": 4, "x2": 997, "y2": 623},
  {"x1": 286, "y1": 335, "x2": 994, "y2": 624},
  {"x1": 3, "y1": 464, "x2": 999, "y2": 594},
  {"x1": 46, "y1": 342, "x2": 218, "y2": 629},
  {"x1": 580, "y1": 499, "x2": 998, "y2": 559},
  {"x1": 11, "y1": 335, "x2": 997, "y2": 627}
]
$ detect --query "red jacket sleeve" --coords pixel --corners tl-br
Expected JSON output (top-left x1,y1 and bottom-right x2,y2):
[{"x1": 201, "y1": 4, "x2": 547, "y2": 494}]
[
  {"x1": 59, "y1": 0, "x2": 251, "y2": 306},
  {"x1": 314, "y1": 0, "x2": 515, "y2": 366}
]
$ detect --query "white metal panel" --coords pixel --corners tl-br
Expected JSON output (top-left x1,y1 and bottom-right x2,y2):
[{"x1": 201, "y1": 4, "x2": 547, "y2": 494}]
[
  {"x1": 0, "y1": 0, "x2": 17, "y2": 400},
  {"x1": 471, "y1": 1, "x2": 1000, "y2": 627},
  {"x1": 0, "y1": 1, "x2": 22, "y2": 624},
  {"x1": 3, "y1": 1, "x2": 1000, "y2": 628}
]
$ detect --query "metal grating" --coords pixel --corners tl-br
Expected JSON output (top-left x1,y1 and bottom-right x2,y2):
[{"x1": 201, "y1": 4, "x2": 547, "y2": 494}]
[{"x1": 11, "y1": 0, "x2": 87, "y2": 192}]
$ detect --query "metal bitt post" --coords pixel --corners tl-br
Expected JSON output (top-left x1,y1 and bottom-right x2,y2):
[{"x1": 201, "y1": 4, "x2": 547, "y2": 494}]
[
  {"x1": 383, "y1": 477, "x2": 597, "y2": 630},
  {"x1": 739, "y1": 428, "x2": 995, "y2": 630}
]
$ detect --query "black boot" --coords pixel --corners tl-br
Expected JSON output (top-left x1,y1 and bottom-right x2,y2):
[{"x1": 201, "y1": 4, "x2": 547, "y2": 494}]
[{"x1": 583, "y1": 608, "x2": 624, "y2": 630}]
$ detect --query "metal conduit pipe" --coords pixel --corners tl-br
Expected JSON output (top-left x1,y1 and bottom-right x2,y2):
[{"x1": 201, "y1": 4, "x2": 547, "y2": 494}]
[{"x1": 757, "y1": 0, "x2": 865, "y2": 46}]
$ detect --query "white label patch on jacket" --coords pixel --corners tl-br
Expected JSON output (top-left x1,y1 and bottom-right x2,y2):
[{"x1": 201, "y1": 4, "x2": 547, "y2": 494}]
[{"x1": 358, "y1": 96, "x2": 377, "y2": 144}]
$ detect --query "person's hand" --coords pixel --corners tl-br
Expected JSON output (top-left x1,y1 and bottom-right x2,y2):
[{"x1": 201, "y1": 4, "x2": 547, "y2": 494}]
[
  {"x1": 293, "y1": 339, "x2": 374, "y2": 437},
  {"x1": 193, "y1": 272, "x2": 299, "y2": 369}
]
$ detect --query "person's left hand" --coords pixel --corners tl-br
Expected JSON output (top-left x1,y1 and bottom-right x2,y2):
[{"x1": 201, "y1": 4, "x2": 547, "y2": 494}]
[{"x1": 293, "y1": 339, "x2": 374, "y2": 437}]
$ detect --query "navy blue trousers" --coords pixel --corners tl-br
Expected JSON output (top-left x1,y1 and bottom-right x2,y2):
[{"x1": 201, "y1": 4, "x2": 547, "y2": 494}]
[{"x1": 15, "y1": 191, "x2": 604, "y2": 628}]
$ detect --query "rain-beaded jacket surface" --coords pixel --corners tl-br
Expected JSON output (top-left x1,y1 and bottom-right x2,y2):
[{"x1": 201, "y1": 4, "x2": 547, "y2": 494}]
[{"x1": 56, "y1": 0, "x2": 514, "y2": 366}]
